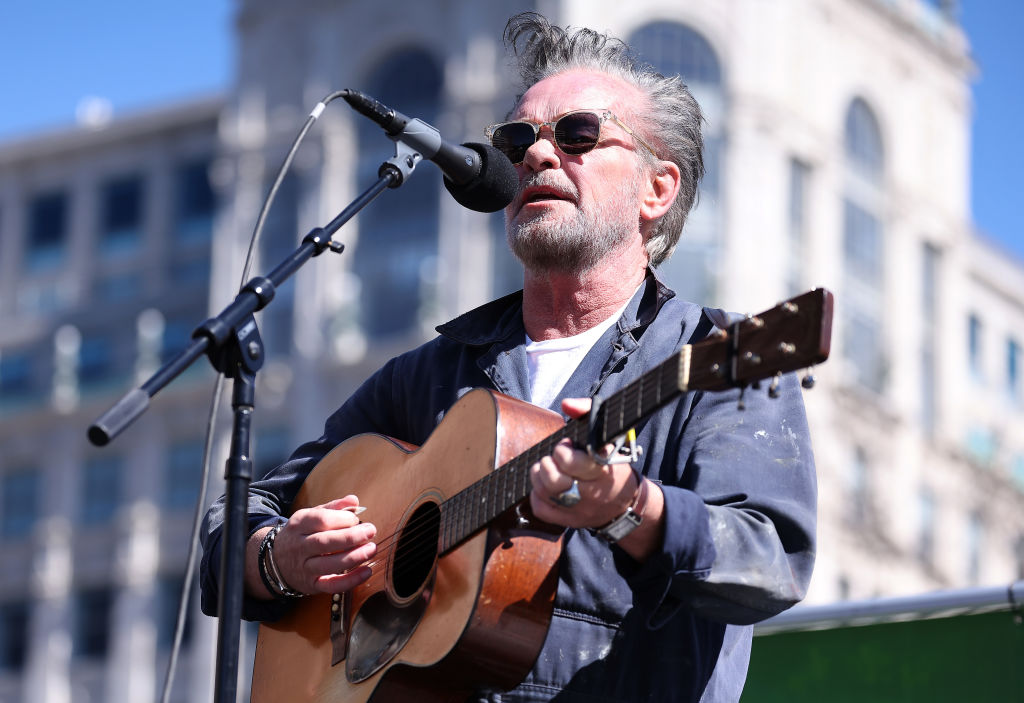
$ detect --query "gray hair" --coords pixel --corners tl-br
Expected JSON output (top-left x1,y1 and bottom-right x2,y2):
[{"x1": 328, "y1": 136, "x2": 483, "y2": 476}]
[{"x1": 503, "y1": 12, "x2": 705, "y2": 266}]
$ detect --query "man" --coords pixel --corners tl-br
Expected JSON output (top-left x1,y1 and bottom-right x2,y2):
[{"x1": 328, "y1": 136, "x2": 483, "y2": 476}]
[{"x1": 200, "y1": 13, "x2": 816, "y2": 702}]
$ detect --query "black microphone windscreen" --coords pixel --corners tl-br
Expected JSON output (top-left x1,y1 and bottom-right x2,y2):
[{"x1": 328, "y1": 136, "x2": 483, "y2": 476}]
[{"x1": 443, "y1": 143, "x2": 518, "y2": 213}]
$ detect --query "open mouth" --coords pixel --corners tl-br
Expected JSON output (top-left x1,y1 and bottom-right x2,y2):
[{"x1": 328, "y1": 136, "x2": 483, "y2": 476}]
[{"x1": 521, "y1": 187, "x2": 572, "y2": 206}]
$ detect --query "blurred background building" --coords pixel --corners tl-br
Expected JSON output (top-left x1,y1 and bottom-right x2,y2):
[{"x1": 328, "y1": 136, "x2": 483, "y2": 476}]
[{"x1": 0, "y1": 0, "x2": 1021, "y2": 701}]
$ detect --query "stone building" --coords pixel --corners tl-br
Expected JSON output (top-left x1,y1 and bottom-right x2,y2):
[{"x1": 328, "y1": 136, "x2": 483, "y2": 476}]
[{"x1": 0, "y1": 1, "x2": 1020, "y2": 700}]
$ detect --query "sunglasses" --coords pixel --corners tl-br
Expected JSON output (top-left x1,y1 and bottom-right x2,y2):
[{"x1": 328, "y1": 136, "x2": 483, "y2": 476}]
[{"x1": 485, "y1": 109, "x2": 657, "y2": 165}]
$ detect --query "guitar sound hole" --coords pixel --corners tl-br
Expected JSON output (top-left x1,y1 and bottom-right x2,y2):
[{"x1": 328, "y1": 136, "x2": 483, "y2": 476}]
[{"x1": 393, "y1": 501, "x2": 440, "y2": 600}]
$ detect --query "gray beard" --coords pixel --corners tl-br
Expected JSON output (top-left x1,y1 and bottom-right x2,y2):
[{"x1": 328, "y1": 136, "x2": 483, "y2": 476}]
[{"x1": 506, "y1": 171, "x2": 643, "y2": 275}]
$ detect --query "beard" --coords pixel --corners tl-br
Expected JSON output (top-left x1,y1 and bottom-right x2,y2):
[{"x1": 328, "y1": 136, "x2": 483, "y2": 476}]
[{"x1": 506, "y1": 169, "x2": 644, "y2": 275}]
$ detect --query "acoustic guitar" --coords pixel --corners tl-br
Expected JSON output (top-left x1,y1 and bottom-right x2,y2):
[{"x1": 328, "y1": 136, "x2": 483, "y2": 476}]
[{"x1": 250, "y1": 288, "x2": 833, "y2": 702}]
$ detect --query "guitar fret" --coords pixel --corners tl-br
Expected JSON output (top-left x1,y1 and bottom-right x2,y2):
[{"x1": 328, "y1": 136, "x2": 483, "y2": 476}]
[
  {"x1": 469, "y1": 475, "x2": 481, "y2": 534},
  {"x1": 474, "y1": 475, "x2": 486, "y2": 530},
  {"x1": 440, "y1": 502, "x2": 448, "y2": 552},
  {"x1": 460, "y1": 489, "x2": 468, "y2": 544},
  {"x1": 497, "y1": 465, "x2": 508, "y2": 516},
  {"x1": 462, "y1": 484, "x2": 475, "y2": 543},
  {"x1": 654, "y1": 360, "x2": 664, "y2": 406},
  {"x1": 480, "y1": 471, "x2": 492, "y2": 526},
  {"x1": 508, "y1": 462, "x2": 521, "y2": 503},
  {"x1": 445, "y1": 495, "x2": 455, "y2": 551},
  {"x1": 636, "y1": 374, "x2": 645, "y2": 420},
  {"x1": 449, "y1": 492, "x2": 459, "y2": 550},
  {"x1": 453, "y1": 490, "x2": 466, "y2": 547},
  {"x1": 488, "y1": 469, "x2": 501, "y2": 521},
  {"x1": 512, "y1": 462, "x2": 522, "y2": 503},
  {"x1": 440, "y1": 492, "x2": 453, "y2": 552}
]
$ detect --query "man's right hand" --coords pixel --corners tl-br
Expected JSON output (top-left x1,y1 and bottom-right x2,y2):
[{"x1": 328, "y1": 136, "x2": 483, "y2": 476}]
[{"x1": 247, "y1": 494, "x2": 377, "y2": 599}]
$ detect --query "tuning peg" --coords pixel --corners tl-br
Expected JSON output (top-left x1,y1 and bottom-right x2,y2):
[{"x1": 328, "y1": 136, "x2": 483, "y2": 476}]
[
  {"x1": 768, "y1": 372, "x2": 782, "y2": 398},
  {"x1": 737, "y1": 386, "x2": 747, "y2": 411},
  {"x1": 801, "y1": 369, "x2": 816, "y2": 389}
]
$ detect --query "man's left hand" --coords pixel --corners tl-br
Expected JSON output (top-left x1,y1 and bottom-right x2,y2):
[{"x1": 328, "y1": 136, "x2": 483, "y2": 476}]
[{"x1": 528, "y1": 397, "x2": 640, "y2": 530}]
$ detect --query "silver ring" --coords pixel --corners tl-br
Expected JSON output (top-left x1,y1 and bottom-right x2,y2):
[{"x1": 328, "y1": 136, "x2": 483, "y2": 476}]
[{"x1": 552, "y1": 479, "x2": 581, "y2": 508}]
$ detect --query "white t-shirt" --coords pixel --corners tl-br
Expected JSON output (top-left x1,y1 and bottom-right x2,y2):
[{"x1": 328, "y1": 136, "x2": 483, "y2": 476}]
[{"x1": 524, "y1": 293, "x2": 636, "y2": 409}]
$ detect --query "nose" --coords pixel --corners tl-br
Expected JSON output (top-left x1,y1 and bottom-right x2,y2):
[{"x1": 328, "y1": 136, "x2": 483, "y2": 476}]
[{"x1": 520, "y1": 131, "x2": 561, "y2": 172}]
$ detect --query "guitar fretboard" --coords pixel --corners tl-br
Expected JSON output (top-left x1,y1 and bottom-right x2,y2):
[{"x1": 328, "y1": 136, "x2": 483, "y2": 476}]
[{"x1": 437, "y1": 347, "x2": 690, "y2": 554}]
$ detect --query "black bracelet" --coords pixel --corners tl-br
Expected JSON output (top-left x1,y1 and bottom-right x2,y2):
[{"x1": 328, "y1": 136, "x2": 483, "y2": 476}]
[
  {"x1": 257, "y1": 525, "x2": 281, "y2": 598},
  {"x1": 258, "y1": 524, "x2": 304, "y2": 600}
]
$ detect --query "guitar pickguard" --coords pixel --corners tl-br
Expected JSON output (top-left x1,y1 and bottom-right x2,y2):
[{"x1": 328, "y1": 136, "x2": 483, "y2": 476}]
[
  {"x1": 346, "y1": 574, "x2": 434, "y2": 682},
  {"x1": 345, "y1": 496, "x2": 441, "y2": 683}
]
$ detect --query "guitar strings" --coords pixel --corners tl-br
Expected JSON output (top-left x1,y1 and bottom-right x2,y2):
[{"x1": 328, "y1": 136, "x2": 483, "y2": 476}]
[
  {"x1": 327, "y1": 367, "x2": 671, "y2": 587},
  {"x1": 328, "y1": 424, "x2": 571, "y2": 584},
  {"x1": 345, "y1": 433, "x2": 555, "y2": 578}
]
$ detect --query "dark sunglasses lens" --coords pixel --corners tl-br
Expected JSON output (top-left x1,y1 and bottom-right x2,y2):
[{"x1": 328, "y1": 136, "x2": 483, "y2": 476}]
[
  {"x1": 491, "y1": 122, "x2": 536, "y2": 163},
  {"x1": 554, "y1": 112, "x2": 601, "y2": 155}
]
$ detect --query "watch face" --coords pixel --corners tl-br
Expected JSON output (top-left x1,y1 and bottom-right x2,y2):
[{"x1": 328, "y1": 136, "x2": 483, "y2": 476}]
[{"x1": 599, "y1": 508, "x2": 642, "y2": 542}]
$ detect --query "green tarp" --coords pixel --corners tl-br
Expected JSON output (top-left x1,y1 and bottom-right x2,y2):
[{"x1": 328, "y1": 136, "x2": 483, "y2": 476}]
[{"x1": 744, "y1": 610, "x2": 1023, "y2": 702}]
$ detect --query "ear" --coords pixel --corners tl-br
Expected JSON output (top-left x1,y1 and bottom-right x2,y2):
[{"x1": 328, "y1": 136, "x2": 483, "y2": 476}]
[{"x1": 639, "y1": 160, "x2": 681, "y2": 226}]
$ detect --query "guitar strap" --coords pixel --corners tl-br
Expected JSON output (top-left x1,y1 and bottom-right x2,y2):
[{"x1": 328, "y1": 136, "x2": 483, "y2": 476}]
[
  {"x1": 585, "y1": 305, "x2": 730, "y2": 452},
  {"x1": 697, "y1": 306, "x2": 740, "y2": 340}
]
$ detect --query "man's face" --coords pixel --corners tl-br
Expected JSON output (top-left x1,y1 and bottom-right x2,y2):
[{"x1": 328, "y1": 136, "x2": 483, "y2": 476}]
[{"x1": 503, "y1": 70, "x2": 650, "y2": 274}]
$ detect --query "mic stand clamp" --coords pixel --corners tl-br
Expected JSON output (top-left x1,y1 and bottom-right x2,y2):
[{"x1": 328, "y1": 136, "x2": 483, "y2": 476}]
[{"x1": 379, "y1": 140, "x2": 422, "y2": 187}]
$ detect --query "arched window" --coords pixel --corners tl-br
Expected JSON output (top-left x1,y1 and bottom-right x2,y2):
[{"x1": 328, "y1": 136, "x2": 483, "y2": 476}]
[
  {"x1": 845, "y1": 98, "x2": 884, "y2": 177},
  {"x1": 630, "y1": 22, "x2": 725, "y2": 304},
  {"x1": 841, "y1": 97, "x2": 886, "y2": 392},
  {"x1": 355, "y1": 48, "x2": 443, "y2": 338},
  {"x1": 631, "y1": 23, "x2": 721, "y2": 86}
]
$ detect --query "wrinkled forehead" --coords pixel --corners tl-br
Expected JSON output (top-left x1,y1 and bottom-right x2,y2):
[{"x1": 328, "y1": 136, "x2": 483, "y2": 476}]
[{"x1": 512, "y1": 69, "x2": 647, "y2": 123}]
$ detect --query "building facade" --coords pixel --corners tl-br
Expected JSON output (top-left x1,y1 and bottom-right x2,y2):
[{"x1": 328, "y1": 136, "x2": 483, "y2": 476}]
[
  {"x1": 0, "y1": 0, "x2": 1021, "y2": 700},
  {"x1": 0, "y1": 98, "x2": 225, "y2": 701}
]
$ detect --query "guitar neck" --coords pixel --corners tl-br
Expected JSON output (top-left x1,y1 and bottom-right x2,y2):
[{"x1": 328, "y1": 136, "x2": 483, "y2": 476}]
[
  {"x1": 435, "y1": 286, "x2": 833, "y2": 554},
  {"x1": 438, "y1": 349, "x2": 689, "y2": 553}
]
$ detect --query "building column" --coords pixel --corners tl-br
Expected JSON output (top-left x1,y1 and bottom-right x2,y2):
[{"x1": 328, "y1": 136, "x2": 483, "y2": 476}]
[
  {"x1": 25, "y1": 517, "x2": 72, "y2": 703},
  {"x1": 106, "y1": 502, "x2": 159, "y2": 703}
]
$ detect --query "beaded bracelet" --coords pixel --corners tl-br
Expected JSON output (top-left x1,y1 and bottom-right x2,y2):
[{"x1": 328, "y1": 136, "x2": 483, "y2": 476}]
[{"x1": 258, "y1": 524, "x2": 304, "y2": 600}]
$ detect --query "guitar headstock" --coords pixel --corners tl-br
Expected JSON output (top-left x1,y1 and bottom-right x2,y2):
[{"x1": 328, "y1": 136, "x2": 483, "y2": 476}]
[{"x1": 685, "y1": 288, "x2": 833, "y2": 392}]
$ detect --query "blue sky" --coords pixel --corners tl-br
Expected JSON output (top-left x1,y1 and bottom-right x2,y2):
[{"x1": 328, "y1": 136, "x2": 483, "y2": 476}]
[
  {"x1": 1, "y1": 1, "x2": 1020, "y2": 261},
  {"x1": 960, "y1": 1, "x2": 1023, "y2": 261}
]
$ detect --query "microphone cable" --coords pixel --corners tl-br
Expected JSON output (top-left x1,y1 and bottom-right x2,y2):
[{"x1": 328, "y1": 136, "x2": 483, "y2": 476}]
[{"x1": 158, "y1": 90, "x2": 349, "y2": 703}]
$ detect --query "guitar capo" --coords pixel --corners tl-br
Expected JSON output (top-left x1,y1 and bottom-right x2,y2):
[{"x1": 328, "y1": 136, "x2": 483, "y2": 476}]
[{"x1": 586, "y1": 395, "x2": 643, "y2": 466}]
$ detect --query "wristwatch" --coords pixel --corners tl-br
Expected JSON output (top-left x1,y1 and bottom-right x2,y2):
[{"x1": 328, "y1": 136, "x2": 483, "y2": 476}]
[{"x1": 592, "y1": 476, "x2": 649, "y2": 543}]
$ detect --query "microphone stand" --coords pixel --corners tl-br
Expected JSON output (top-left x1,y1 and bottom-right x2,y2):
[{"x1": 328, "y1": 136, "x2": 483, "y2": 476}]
[{"x1": 88, "y1": 144, "x2": 423, "y2": 703}]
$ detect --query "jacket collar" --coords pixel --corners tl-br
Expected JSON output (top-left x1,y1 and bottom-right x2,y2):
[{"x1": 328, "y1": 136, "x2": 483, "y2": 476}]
[{"x1": 436, "y1": 268, "x2": 675, "y2": 346}]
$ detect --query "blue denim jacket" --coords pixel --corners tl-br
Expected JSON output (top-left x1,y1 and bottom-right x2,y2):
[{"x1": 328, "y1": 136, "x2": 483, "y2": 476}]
[{"x1": 200, "y1": 272, "x2": 817, "y2": 702}]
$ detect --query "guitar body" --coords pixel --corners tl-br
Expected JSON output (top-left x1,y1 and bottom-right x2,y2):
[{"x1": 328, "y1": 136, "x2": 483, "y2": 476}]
[{"x1": 251, "y1": 389, "x2": 566, "y2": 703}]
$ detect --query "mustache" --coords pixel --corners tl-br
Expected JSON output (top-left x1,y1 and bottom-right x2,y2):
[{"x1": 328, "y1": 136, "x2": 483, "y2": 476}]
[{"x1": 513, "y1": 173, "x2": 579, "y2": 207}]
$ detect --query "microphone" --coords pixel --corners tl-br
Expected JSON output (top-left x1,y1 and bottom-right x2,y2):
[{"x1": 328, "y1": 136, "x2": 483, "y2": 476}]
[{"x1": 343, "y1": 89, "x2": 517, "y2": 213}]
